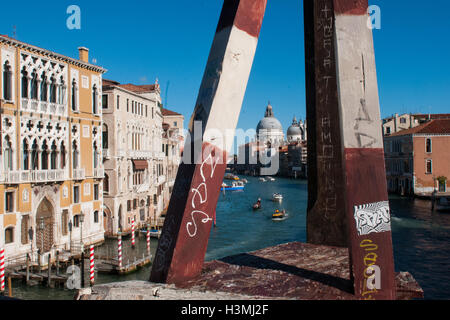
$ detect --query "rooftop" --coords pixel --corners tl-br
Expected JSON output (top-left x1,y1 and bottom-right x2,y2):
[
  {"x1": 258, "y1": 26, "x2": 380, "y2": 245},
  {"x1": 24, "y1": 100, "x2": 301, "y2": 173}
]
[{"x1": 388, "y1": 119, "x2": 450, "y2": 137}]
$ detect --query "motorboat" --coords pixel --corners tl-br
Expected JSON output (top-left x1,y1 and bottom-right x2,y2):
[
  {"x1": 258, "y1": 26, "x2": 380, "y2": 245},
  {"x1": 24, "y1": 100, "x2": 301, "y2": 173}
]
[
  {"x1": 140, "y1": 228, "x2": 162, "y2": 238},
  {"x1": 259, "y1": 178, "x2": 266, "y2": 182},
  {"x1": 224, "y1": 173, "x2": 240, "y2": 181},
  {"x1": 272, "y1": 193, "x2": 283, "y2": 202},
  {"x1": 267, "y1": 177, "x2": 276, "y2": 181},
  {"x1": 241, "y1": 179, "x2": 248, "y2": 184},
  {"x1": 253, "y1": 198, "x2": 262, "y2": 210},
  {"x1": 436, "y1": 196, "x2": 450, "y2": 212},
  {"x1": 221, "y1": 181, "x2": 245, "y2": 191},
  {"x1": 272, "y1": 209, "x2": 287, "y2": 221}
]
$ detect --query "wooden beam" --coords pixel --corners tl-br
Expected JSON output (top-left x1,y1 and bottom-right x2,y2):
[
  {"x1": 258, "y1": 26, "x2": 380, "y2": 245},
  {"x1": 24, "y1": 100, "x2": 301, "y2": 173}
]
[{"x1": 150, "y1": 0, "x2": 267, "y2": 285}]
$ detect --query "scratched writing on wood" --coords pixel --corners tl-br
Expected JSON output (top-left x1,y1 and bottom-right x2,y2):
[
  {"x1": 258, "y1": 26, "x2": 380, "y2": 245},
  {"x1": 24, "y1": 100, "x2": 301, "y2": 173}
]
[{"x1": 317, "y1": 1, "x2": 337, "y2": 217}]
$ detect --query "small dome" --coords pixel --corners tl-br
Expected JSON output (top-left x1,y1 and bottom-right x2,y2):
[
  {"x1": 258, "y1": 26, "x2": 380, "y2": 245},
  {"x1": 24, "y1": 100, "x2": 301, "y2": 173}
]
[{"x1": 287, "y1": 125, "x2": 303, "y2": 137}]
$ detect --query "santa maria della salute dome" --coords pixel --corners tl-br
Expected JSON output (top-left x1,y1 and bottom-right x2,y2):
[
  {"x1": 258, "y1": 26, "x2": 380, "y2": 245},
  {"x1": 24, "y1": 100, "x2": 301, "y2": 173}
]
[
  {"x1": 256, "y1": 102, "x2": 306, "y2": 145},
  {"x1": 256, "y1": 102, "x2": 285, "y2": 145}
]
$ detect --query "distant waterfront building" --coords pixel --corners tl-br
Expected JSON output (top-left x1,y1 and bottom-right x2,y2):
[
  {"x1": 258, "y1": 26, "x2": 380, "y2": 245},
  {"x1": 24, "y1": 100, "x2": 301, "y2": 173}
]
[
  {"x1": 256, "y1": 102, "x2": 285, "y2": 146},
  {"x1": 233, "y1": 103, "x2": 307, "y2": 178},
  {"x1": 384, "y1": 119, "x2": 450, "y2": 196},
  {"x1": 382, "y1": 113, "x2": 450, "y2": 136},
  {"x1": 0, "y1": 35, "x2": 106, "y2": 261}
]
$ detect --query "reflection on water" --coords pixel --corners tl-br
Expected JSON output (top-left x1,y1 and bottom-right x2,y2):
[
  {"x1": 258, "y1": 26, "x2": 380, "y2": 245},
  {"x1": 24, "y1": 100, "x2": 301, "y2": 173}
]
[{"x1": 9, "y1": 177, "x2": 450, "y2": 300}]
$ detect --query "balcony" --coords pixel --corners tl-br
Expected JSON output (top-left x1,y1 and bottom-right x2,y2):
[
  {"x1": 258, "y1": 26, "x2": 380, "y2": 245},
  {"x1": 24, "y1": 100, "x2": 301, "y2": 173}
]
[
  {"x1": 128, "y1": 150, "x2": 153, "y2": 159},
  {"x1": 2, "y1": 169, "x2": 67, "y2": 184},
  {"x1": 93, "y1": 168, "x2": 105, "y2": 179},
  {"x1": 157, "y1": 175, "x2": 166, "y2": 185},
  {"x1": 21, "y1": 98, "x2": 67, "y2": 116},
  {"x1": 72, "y1": 168, "x2": 86, "y2": 180}
]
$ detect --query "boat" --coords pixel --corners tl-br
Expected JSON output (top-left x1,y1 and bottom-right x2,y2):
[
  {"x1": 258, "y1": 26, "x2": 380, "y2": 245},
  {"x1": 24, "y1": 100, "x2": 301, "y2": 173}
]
[
  {"x1": 221, "y1": 181, "x2": 245, "y2": 191},
  {"x1": 253, "y1": 198, "x2": 262, "y2": 210},
  {"x1": 267, "y1": 177, "x2": 276, "y2": 181},
  {"x1": 140, "y1": 229, "x2": 162, "y2": 238},
  {"x1": 224, "y1": 173, "x2": 240, "y2": 181},
  {"x1": 259, "y1": 178, "x2": 266, "y2": 182},
  {"x1": 241, "y1": 179, "x2": 248, "y2": 184},
  {"x1": 436, "y1": 196, "x2": 450, "y2": 212},
  {"x1": 272, "y1": 209, "x2": 287, "y2": 221},
  {"x1": 272, "y1": 193, "x2": 283, "y2": 202}
]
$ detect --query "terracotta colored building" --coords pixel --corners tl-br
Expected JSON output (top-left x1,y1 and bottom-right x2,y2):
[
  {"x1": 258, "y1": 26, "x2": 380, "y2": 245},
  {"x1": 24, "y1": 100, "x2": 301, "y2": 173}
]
[{"x1": 384, "y1": 119, "x2": 450, "y2": 196}]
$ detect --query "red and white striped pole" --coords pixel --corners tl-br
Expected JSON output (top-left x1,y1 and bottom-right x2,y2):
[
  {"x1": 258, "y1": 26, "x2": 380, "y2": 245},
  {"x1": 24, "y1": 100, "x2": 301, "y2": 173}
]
[
  {"x1": 117, "y1": 233, "x2": 122, "y2": 270},
  {"x1": 131, "y1": 218, "x2": 136, "y2": 249},
  {"x1": 89, "y1": 245, "x2": 95, "y2": 286},
  {"x1": 0, "y1": 248, "x2": 5, "y2": 293},
  {"x1": 146, "y1": 224, "x2": 151, "y2": 255}
]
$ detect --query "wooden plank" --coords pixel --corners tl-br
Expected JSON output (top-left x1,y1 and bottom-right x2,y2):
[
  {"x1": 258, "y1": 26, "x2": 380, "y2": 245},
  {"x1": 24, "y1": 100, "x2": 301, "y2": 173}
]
[
  {"x1": 150, "y1": 0, "x2": 267, "y2": 285},
  {"x1": 304, "y1": 0, "x2": 348, "y2": 247},
  {"x1": 332, "y1": 0, "x2": 396, "y2": 299}
]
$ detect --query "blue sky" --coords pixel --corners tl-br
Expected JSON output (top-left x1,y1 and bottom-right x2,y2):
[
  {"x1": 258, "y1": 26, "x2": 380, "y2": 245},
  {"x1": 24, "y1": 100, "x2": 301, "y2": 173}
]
[{"x1": 1, "y1": 0, "x2": 449, "y2": 132}]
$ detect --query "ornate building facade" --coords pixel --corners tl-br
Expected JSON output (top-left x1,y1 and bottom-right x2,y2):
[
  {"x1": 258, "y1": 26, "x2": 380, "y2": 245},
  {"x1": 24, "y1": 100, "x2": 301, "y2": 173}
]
[{"x1": 0, "y1": 35, "x2": 106, "y2": 262}]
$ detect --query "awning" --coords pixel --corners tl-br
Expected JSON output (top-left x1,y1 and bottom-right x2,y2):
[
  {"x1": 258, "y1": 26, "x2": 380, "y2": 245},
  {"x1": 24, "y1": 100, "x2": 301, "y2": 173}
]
[{"x1": 132, "y1": 159, "x2": 148, "y2": 170}]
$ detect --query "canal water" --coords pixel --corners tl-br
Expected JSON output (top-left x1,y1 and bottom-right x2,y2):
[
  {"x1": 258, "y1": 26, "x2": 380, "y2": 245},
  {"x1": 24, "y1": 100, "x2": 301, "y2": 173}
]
[{"x1": 9, "y1": 176, "x2": 450, "y2": 300}]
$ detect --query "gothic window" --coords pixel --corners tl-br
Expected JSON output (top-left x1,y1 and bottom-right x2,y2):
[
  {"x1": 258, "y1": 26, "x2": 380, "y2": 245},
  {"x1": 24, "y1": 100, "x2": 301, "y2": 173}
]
[
  {"x1": 93, "y1": 143, "x2": 99, "y2": 169},
  {"x1": 60, "y1": 142, "x2": 66, "y2": 169},
  {"x1": 3, "y1": 136, "x2": 13, "y2": 171},
  {"x1": 40, "y1": 72, "x2": 48, "y2": 101},
  {"x1": 50, "y1": 141, "x2": 58, "y2": 170},
  {"x1": 41, "y1": 140, "x2": 49, "y2": 170},
  {"x1": 30, "y1": 71, "x2": 38, "y2": 100},
  {"x1": 3, "y1": 61, "x2": 12, "y2": 101},
  {"x1": 31, "y1": 139, "x2": 39, "y2": 170},
  {"x1": 23, "y1": 139, "x2": 29, "y2": 170},
  {"x1": 102, "y1": 124, "x2": 108, "y2": 149},
  {"x1": 50, "y1": 77, "x2": 57, "y2": 103},
  {"x1": 21, "y1": 68, "x2": 28, "y2": 98},
  {"x1": 58, "y1": 77, "x2": 66, "y2": 105},
  {"x1": 94, "y1": 211, "x2": 99, "y2": 223}
]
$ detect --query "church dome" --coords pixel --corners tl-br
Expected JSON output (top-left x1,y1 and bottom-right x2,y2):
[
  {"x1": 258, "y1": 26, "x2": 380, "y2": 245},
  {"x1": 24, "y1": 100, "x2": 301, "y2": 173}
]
[
  {"x1": 287, "y1": 116, "x2": 304, "y2": 142},
  {"x1": 256, "y1": 102, "x2": 283, "y2": 132}
]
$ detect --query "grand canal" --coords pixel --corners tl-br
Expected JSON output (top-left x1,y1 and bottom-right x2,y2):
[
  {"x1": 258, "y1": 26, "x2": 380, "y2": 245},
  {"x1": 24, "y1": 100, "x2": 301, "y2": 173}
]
[{"x1": 10, "y1": 176, "x2": 450, "y2": 300}]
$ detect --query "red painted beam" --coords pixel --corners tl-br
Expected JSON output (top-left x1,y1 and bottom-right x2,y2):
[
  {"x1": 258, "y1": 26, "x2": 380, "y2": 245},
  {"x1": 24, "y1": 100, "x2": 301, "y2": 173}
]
[
  {"x1": 333, "y1": 0, "x2": 396, "y2": 299},
  {"x1": 150, "y1": 0, "x2": 267, "y2": 285}
]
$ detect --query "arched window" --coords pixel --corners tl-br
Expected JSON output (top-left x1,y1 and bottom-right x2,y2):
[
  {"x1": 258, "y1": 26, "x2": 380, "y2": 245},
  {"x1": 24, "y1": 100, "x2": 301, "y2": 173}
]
[
  {"x1": 23, "y1": 139, "x2": 29, "y2": 170},
  {"x1": 92, "y1": 85, "x2": 98, "y2": 114},
  {"x1": 60, "y1": 142, "x2": 66, "y2": 169},
  {"x1": 30, "y1": 71, "x2": 38, "y2": 100},
  {"x1": 21, "y1": 68, "x2": 28, "y2": 98},
  {"x1": 31, "y1": 139, "x2": 39, "y2": 170},
  {"x1": 50, "y1": 77, "x2": 57, "y2": 103},
  {"x1": 71, "y1": 80, "x2": 78, "y2": 111},
  {"x1": 50, "y1": 141, "x2": 58, "y2": 170},
  {"x1": 58, "y1": 77, "x2": 66, "y2": 104},
  {"x1": 72, "y1": 141, "x2": 79, "y2": 169},
  {"x1": 102, "y1": 124, "x2": 108, "y2": 149},
  {"x1": 3, "y1": 61, "x2": 12, "y2": 101},
  {"x1": 41, "y1": 140, "x2": 49, "y2": 170},
  {"x1": 103, "y1": 173, "x2": 109, "y2": 194},
  {"x1": 40, "y1": 72, "x2": 48, "y2": 101},
  {"x1": 93, "y1": 211, "x2": 99, "y2": 223},
  {"x1": 5, "y1": 227, "x2": 14, "y2": 244},
  {"x1": 3, "y1": 136, "x2": 13, "y2": 171}
]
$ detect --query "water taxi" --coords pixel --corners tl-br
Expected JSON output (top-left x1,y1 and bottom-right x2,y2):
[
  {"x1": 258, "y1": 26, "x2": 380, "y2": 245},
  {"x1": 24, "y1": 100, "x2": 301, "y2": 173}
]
[
  {"x1": 272, "y1": 209, "x2": 287, "y2": 221},
  {"x1": 272, "y1": 193, "x2": 283, "y2": 202},
  {"x1": 221, "y1": 181, "x2": 245, "y2": 191},
  {"x1": 224, "y1": 173, "x2": 240, "y2": 181}
]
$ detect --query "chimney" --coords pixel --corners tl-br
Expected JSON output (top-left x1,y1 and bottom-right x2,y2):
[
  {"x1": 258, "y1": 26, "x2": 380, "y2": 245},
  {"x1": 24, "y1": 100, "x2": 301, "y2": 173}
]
[{"x1": 78, "y1": 47, "x2": 89, "y2": 63}]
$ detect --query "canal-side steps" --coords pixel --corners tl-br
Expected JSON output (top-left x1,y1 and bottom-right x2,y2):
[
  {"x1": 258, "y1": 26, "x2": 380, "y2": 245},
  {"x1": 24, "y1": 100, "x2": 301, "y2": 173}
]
[{"x1": 77, "y1": 242, "x2": 424, "y2": 300}]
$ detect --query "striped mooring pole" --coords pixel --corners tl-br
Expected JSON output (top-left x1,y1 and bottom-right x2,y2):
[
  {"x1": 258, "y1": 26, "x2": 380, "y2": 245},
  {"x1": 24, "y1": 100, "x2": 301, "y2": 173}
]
[
  {"x1": 131, "y1": 218, "x2": 136, "y2": 249},
  {"x1": 118, "y1": 233, "x2": 122, "y2": 269},
  {"x1": 89, "y1": 245, "x2": 95, "y2": 286},
  {"x1": 146, "y1": 224, "x2": 151, "y2": 255},
  {"x1": 0, "y1": 248, "x2": 5, "y2": 293}
]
